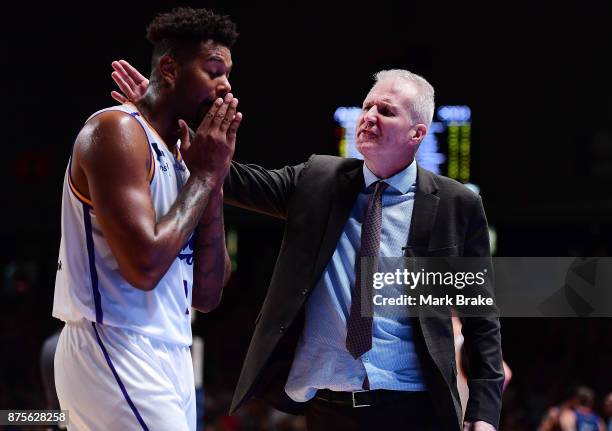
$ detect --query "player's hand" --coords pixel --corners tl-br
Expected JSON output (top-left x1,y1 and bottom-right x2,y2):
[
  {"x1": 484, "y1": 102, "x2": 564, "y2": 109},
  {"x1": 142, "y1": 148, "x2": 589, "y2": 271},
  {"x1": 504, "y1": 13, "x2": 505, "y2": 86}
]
[
  {"x1": 111, "y1": 60, "x2": 149, "y2": 104},
  {"x1": 463, "y1": 420, "x2": 496, "y2": 431},
  {"x1": 182, "y1": 93, "x2": 242, "y2": 188}
]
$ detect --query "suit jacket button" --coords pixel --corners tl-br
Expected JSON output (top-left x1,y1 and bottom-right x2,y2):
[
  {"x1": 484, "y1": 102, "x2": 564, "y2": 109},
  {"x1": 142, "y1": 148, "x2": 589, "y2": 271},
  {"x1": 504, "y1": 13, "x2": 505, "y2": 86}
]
[
  {"x1": 279, "y1": 325, "x2": 286, "y2": 333},
  {"x1": 301, "y1": 289, "x2": 308, "y2": 296}
]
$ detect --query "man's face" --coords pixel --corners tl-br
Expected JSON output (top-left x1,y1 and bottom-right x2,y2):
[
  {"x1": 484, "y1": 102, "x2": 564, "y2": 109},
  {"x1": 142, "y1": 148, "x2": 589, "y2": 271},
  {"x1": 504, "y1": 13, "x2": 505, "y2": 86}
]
[
  {"x1": 355, "y1": 79, "x2": 422, "y2": 166},
  {"x1": 604, "y1": 395, "x2": 612, "y2": 417},
  {"x1": 174, "y1": 40, "x2": 233, "y2": 129}
]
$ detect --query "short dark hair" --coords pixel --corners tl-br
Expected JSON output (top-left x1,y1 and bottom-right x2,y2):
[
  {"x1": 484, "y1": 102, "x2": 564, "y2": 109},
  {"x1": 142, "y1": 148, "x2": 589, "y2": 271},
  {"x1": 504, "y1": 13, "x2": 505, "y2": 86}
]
[
  {"x1": 146, "y1": 7, "x2": 238, "y2": 62},
  {"x1": 576, "y1": 386, "x2": 595, "y2": 407}
]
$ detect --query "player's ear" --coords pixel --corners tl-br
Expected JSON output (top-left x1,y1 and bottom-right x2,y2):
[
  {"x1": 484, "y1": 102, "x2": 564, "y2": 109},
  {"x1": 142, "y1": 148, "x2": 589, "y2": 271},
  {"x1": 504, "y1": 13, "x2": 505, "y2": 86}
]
[{"x1": 158, "y1": 55, "x2": 179, "y2": 87}]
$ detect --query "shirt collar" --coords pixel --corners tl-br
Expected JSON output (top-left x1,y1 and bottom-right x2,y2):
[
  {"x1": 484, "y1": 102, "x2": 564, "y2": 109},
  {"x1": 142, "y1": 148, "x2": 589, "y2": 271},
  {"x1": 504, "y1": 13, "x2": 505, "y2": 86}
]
[{"x1": 362, "y1": 160, "x2": 417, "y2": 195}]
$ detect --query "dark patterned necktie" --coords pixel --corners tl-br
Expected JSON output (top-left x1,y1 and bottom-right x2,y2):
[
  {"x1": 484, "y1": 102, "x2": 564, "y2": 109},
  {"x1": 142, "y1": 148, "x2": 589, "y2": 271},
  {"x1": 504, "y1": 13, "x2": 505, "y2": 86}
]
[{"x1": 346, "y1": 180, "x2": 388, "y2": 359}]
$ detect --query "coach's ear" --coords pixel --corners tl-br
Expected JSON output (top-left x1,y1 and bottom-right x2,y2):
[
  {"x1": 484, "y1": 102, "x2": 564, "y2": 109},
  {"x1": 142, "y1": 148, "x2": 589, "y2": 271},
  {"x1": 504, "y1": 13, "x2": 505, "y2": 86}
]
[{"x1": 158, "y1": 55, "x2": 179, "y2": 87}]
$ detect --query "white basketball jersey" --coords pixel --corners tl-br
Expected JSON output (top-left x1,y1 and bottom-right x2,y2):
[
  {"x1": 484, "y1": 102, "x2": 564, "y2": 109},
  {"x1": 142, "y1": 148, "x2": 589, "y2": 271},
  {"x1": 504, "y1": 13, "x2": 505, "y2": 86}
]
[{"x1": 53, "y1": 103, "x2": 194, "y2": 347}]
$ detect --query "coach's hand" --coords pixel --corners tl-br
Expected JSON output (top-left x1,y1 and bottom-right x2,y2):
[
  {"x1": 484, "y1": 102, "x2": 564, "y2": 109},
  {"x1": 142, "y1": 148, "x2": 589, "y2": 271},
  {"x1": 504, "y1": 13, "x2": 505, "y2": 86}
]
[
  {"x1": 178, "y1": 93, "x2": 242, "y2": 190},
  {"x1": 111, "y1": 60, "x2": 149, "y2": 104},
  {"x1": 463, "y1": 420, "x2": 496, "y2": 431}
]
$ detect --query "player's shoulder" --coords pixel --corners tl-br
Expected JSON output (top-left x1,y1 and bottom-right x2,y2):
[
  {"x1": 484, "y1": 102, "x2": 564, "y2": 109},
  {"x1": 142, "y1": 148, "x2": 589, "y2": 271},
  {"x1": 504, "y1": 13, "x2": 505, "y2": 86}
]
[
  {"x1": 82, "y1": 106, "x2": 143, "y2": 137},
  {"x1": 76, "y1": 106, "x2": 147, "y2": 153}
]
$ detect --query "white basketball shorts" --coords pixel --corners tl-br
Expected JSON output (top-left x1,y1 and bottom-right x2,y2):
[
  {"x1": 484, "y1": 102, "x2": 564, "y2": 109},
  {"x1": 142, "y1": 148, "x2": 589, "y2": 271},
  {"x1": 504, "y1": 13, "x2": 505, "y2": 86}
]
[{"x1": 54, "y1": 319, "x2": 195, "y2": 431}]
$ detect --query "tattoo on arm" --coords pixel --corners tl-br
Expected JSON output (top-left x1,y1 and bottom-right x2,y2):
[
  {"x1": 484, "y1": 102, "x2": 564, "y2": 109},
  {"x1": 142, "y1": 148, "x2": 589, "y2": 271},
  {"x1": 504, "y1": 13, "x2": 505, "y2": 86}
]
[
  {"x1": 157, "y1": 177, "x2": 215, "y2": 243},
  {"x1": 192, "y1": 193, "x2": 230, "y2": 311}
]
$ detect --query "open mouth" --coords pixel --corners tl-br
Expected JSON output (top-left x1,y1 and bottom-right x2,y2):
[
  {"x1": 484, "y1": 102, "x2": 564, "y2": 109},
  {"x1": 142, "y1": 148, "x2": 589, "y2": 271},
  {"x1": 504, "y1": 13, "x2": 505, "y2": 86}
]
[{"x1": 359, "y1": 130, "x2": 378, "y2": 139}]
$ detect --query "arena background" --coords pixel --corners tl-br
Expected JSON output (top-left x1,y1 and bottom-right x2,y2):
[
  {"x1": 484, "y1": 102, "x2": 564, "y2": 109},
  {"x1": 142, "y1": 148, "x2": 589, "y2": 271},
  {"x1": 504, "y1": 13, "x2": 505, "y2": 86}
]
[{"x1": 1, "y1": 2, "x2": 611, "y2": 430}]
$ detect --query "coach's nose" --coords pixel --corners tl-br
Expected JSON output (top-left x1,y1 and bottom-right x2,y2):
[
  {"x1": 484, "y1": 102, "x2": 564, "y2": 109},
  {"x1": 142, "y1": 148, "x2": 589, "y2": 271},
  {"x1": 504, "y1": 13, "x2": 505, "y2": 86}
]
[{"x1": 363, "y1": 106, "x2": 379, "y2": 125}]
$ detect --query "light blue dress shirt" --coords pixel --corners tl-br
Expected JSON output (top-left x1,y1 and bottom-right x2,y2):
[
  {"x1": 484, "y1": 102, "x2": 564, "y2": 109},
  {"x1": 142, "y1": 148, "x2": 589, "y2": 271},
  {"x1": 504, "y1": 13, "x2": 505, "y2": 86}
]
[{"x1": 285, "y1": 161, "x2": 426, "y2": 402}]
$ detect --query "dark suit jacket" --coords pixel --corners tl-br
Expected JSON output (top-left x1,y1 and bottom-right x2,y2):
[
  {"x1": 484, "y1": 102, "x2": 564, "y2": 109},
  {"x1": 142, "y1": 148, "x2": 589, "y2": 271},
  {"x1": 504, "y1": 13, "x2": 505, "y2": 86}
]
[{"x1": 224, "y1": 155, "x2": 504, "y2": 431}]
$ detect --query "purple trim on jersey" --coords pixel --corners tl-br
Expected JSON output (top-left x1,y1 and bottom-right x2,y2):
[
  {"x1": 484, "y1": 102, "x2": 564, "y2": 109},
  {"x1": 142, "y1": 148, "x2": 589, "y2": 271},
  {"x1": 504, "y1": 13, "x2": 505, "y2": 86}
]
[
  {"x1": 92, "y1": 323, "x2": 149, "y2": 431},
  {"x1": 129, "y1": 110, "x2": 156, "y2": 184},
  {"x1": 83, "y1": 203, "x2": 103, "y2": 323},
  {"x1": 183, "y1": 280, "x2": 189, "y2": 315}
]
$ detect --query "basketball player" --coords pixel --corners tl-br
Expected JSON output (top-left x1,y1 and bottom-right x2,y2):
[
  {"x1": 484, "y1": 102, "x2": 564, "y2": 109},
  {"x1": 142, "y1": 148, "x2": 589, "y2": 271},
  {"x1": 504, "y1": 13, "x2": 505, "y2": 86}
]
[
  {"x1": 559, "y1": 386, "x2": 606, "y2": 431},
  {"x1": 52, "y1": 8, "x2": 241, "y2": 430}
]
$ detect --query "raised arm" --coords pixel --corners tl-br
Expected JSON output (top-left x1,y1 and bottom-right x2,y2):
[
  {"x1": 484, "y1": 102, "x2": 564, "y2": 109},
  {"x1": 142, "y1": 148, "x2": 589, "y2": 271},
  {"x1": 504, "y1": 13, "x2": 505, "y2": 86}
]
[
  {"x1": 73, "y1": 96, "x2": 240, "y2": 291},
  {"x1": 223, "y1": 159, "x2": 312, "y2": 219}
]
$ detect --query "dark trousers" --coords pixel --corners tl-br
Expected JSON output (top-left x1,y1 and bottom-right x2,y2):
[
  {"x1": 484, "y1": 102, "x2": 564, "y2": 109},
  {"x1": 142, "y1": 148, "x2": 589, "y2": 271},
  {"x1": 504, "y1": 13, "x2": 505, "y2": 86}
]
[{"x1": 305, "y1": 391, "x2": 444, "y2": 431}]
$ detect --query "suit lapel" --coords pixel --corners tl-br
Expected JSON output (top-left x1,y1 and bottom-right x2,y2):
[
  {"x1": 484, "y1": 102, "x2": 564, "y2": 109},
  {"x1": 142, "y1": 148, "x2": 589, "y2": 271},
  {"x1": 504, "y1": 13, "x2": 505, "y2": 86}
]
[
  {"x1": 405, "y1": 166, "x2": 440, "y2": 252},
  {"x1": 311, "y1": 163, "x2": 364, "y2": 284}
]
